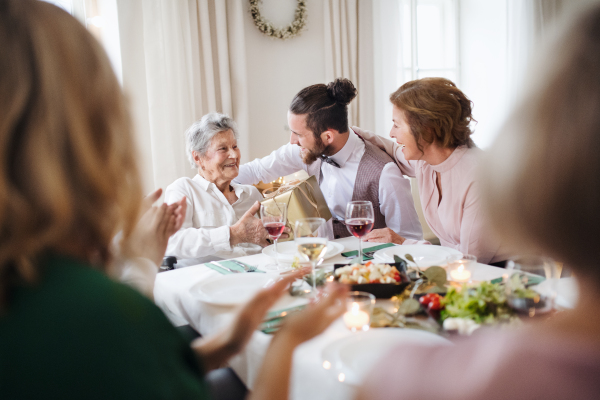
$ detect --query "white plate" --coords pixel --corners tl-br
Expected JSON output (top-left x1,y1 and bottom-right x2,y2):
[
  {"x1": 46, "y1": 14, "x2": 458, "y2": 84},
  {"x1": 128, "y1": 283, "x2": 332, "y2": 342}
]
[
  {"x1": 262, "y1": 240, "x2": 345, "y2": 264},
  {"x1": 322, "y1": 328, "x2": 451, "y2": 386},
  {"x1": 373, "y1": 244, "x2": 462, "y2": 268},
  {"x1": 190, "y1": 273, "x2": 277, "y2": 306}
]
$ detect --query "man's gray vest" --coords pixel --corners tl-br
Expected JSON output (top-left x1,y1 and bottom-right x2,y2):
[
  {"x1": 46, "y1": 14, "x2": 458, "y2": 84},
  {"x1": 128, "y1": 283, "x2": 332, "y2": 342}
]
[{"x1": 313, "y1": 137, "x2": 395, "y2": 239}]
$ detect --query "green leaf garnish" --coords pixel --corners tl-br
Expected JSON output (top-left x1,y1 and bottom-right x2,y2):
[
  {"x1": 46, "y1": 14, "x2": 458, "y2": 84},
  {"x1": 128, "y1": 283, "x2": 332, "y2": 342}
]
[
  {"x1": 397, "y1": 298, "x2": 421, "y2": 315},
  {"x1": 423, "y1": 266, "x2": 447, "y2": 287}
]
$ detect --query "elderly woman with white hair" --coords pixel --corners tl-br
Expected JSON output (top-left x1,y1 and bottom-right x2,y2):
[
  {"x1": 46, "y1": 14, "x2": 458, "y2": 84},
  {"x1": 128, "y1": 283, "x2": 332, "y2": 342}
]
[{"x1": 164, "y1": 112, "x2": 269, "y2": 265}]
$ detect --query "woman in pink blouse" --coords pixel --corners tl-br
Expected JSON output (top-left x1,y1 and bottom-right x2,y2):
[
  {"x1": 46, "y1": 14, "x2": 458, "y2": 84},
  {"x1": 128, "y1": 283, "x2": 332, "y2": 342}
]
[
  {"x1": 357, "y1": 4, "x2": 600, "y2": 399},
  {"x1": 359, "y1": 78, "x2": 510, "y2": 264}
]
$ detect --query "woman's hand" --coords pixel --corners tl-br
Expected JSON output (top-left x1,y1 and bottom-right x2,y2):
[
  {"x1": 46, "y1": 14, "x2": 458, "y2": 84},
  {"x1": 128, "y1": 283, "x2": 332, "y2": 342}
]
[
  {"x1": 193, "y1": 269, "x2": 307, "y2": 370},
  {"x1": 364, "y1": 228, "x2": 405, "y2": 244},
  {"x1": 247, "y1": 283, "x2": 348, "y2": 400},
  {"x1": 126, "y1": 189, "x2": 187, "y2": 266},
  {"x1": 277, "y1": 283, "x2": 348, "y2": 346},
  {"x1": 230, "y1": 201, "x2": 270, "y2": 247}
]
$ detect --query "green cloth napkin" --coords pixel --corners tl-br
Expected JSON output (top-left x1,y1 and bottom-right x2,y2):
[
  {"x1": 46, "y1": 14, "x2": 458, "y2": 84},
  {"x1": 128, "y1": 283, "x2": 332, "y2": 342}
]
[
  {"x1": 341, "y1": 242, "x2": 396, "y2": 261},
  {"x1": 203, "y1": 260, "x2": 265, "y2": 275},
  {"x1": 260, "y1": 304, "x2": 307, "y2": 334},
  {"x1": 490, "y1": 275, "x2": 545, "y2": 285}
]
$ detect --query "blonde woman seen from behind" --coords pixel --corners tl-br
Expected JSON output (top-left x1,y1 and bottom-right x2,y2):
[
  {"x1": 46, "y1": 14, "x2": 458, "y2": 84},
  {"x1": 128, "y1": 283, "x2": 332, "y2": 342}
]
[{"x1": 0, "y1": 1, "x2": 345, "y2": 398}]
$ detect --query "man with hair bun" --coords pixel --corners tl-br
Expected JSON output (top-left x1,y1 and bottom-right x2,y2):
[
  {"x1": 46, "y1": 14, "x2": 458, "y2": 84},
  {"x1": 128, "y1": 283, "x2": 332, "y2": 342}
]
[{"x1": 236, "y1": 78, "x2": 423, "y2": 241}]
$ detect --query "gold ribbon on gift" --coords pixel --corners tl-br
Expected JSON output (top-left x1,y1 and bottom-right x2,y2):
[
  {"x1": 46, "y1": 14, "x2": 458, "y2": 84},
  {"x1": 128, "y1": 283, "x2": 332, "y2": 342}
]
[{"x1": 260, "y1": 175, "x2": 332, "y2": 241}]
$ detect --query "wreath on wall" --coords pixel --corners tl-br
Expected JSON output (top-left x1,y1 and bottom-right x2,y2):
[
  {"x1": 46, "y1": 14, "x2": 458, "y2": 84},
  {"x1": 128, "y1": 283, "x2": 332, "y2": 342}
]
[{"x1": 249, "y1": 0, "x2": 307, "y2": 40}]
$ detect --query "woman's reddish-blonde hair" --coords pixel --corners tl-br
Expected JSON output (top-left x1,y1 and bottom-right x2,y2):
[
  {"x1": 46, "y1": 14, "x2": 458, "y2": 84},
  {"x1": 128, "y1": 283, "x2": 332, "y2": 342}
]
[
  {"x1": 0, "y1": 0, "x2": 142, "y2": 306},
  {"x1": 390, "y1": 78, "x2": 476, "y2": 152}
]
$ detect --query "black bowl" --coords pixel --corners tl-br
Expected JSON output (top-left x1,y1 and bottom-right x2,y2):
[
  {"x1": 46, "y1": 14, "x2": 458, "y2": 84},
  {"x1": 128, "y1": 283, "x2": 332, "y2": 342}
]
[{"x1": 333, "y1": 261, "x2": 411, "y2": 299}]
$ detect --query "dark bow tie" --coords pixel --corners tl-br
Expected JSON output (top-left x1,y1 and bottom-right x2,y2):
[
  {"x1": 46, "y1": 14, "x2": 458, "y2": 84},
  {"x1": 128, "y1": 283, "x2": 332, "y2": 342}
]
[{"x1": 320, "y1": 154, "x2": 340, "y2": 168}]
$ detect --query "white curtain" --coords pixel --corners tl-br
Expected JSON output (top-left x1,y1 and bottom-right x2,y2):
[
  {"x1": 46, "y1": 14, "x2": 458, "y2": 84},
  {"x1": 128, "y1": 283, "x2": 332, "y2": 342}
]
[
  {"x1": 116, "y1": 0, "x2": 250, "y2": 193},
  {"x1": 507, "y1": 0, "x2": 597, "y2": 98},
  {"x1": 323, "y1": 0, "x2": 375, "y2": 131}
]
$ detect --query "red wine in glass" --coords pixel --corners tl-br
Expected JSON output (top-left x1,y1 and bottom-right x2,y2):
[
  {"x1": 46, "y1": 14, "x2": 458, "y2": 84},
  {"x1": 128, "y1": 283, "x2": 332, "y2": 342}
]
[
  {"x1": 260, "y1": 202, "x2": 288, "y2": 271},
  {"x1": 345, "y1": 201, "x2": 375, "y2": 261},
  {"x1": 265, "y1": 222, "x2": 285, "y2": 239},
  {"x1": 346, "y1": 218, "x2": 374, "y2": 238}
]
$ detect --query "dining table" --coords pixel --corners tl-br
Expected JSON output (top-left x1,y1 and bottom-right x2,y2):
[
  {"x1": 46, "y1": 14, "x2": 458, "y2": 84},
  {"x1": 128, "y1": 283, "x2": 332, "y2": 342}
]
[{"x1": 153, "y1": 237, "x2": 510, "y2": 400}]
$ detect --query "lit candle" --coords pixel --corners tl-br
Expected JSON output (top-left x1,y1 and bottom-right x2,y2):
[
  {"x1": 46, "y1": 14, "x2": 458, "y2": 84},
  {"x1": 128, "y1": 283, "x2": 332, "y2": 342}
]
[
  {"x1": 343, "y1": 302, "x2": 370, "y2": 331},
  {"x1": 450, "y1": 264, "x2": 471, "y2": 282}
]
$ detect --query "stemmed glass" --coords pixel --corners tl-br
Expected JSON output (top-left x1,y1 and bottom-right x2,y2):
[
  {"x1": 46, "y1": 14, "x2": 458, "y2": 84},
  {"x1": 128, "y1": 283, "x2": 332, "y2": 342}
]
[
  {"x1": 260, "y1": 202, "x2": 287, "y2": 271},
  {"x1": 505, "y1": 255, "x2": 559, "y2": 318},
  {"x1": 294, "y1": 218, "x2": 327, "y2": 294},
  {"x1": 345, "y1": 201, "x2": 374, "y2": 262}
]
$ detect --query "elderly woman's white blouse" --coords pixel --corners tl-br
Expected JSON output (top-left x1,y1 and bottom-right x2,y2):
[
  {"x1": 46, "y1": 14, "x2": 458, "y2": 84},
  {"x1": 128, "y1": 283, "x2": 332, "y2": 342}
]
[{"x1": 164, "y1": 174, "x2": 264, "y2": 265}]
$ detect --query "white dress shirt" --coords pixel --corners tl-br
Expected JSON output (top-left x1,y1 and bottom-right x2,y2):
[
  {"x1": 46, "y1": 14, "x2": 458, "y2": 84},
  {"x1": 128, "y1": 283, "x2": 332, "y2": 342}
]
[
  {"x1": 164, "y1": 174, "x2": 264, "y2": 265},
  {"x1": 236, "y1": 129, "x2": 423, "y2": 240}
]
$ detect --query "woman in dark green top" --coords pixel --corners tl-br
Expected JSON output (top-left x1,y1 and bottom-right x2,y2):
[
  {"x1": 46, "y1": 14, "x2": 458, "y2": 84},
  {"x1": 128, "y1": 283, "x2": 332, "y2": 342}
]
[{"x1": 0, "y1": 2, "x2": 348, "y2": 399}]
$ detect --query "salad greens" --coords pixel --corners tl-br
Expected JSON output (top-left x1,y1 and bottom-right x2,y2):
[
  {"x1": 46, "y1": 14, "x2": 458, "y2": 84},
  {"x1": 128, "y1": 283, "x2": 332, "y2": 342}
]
[{"x1": 441, "y1": 281, "x2": 515, "y2": 324}]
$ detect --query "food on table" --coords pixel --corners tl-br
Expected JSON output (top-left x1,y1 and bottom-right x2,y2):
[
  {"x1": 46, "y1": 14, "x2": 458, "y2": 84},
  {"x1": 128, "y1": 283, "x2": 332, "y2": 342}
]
[
  {"x1": 419, "y1": 293, "x2": 443, "y2": 310},
  {"x1": 335, "y1": 261, "x2": 402, "y2": 284},
  {"x1": 441, "y1": 281, "x2": 515, "y2": 325},
  {"x1": 442, "y1": 317, "x2": 481, "y2": 335}
]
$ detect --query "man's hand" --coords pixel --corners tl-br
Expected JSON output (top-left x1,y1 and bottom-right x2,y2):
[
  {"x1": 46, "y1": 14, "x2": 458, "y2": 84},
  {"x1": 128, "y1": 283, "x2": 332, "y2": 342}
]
[
  {"x1": 364, "y1": 227, "x2": 405, "y2": 244},
  {"x1": 230, "y1": 201, "x2": 270, "y2": 247}
]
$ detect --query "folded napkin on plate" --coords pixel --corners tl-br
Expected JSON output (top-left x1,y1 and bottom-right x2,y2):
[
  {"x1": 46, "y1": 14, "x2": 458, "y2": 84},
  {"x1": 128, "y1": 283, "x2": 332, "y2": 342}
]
[
  {"x1": 341, "y1": 243, "x2": 396, "y2": 261},
  {"x1": 203, "y1": 260, "x2": 264, "y2": 275}
]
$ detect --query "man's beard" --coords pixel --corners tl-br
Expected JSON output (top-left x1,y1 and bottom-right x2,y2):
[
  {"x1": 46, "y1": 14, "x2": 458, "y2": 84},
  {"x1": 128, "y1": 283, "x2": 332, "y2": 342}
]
[{"x1": 301, "y1": 136, "x2": 330, "y2": 165}]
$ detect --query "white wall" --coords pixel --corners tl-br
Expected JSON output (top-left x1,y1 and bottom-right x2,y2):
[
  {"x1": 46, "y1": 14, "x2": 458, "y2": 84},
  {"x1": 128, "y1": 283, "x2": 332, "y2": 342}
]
[{"x1": 242, "y1": 0, "x2": 326, "y2": 161}]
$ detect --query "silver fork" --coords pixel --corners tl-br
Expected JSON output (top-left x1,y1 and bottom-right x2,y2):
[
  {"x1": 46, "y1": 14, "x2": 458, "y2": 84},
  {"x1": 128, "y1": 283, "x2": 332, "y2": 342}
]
[
  {"x1": 229, "y1": 260, "x2": 257, "y2": 272},
  {"x1": 210, "y1": 261, "x2": 241, "y2": 274}
]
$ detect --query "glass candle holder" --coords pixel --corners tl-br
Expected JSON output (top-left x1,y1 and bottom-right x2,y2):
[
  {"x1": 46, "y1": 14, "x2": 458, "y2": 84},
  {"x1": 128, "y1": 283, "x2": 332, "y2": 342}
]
[
  {"x1": 343, "y1": 291, "x2": 376, "y2": 332},
  {"x1": 446, "y1": 254, "x2": 477, "y2": 283}
]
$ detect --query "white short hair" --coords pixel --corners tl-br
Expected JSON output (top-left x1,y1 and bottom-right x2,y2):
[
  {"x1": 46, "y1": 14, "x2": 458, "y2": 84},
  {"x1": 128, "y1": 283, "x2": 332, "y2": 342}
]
[{"x1": 185, "y1": 112, "x2": 239, "y2": 168}]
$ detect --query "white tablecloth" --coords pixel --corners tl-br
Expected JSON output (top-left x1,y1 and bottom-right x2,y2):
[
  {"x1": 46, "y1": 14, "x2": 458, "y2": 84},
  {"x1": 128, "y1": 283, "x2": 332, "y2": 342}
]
[{"x1": 153, "y1": 237, "x2": 507, "y2": 400}]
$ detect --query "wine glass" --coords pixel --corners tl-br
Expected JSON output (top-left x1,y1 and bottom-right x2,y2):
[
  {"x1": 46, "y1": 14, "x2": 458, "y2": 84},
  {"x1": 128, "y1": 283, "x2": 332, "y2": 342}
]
[
  {"x1": 505, "y1": 255, "x2": 559, "y2": 318},
  {"x1": 345, "y1": 201, "x2": 374, "y2": 262},
  {"x1": 260, "y1": 202, "x2": 287, "y2": 271},
  {"x1": 294, "y1": 218, "x2": 327, "y2": 294}
]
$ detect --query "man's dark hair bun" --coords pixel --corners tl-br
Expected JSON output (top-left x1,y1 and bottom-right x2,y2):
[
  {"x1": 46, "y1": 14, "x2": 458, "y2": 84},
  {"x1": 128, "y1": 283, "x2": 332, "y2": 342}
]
[{"x1": 326, "y1": 78, "x2": 357, "y2": 105}]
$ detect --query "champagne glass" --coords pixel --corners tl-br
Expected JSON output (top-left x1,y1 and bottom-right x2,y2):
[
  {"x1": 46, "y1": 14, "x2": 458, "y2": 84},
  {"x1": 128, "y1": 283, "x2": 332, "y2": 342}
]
[
  {"x1": 345, "y1": 201, "x2": 374, "y2": 262},
  {"x1": 294, "y1": 218, "x2": 327, "y2": 293},
  {"x1": 261, "y1": 202, "x2": 287, "y2": 271},
  {"x1": 505, "y1": 255, "x2": 559, "y2": 318}
]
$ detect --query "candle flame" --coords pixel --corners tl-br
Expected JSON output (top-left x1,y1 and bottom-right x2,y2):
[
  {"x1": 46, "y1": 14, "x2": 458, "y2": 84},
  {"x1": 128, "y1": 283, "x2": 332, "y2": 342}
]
[{"x1": 351, "y1": 302, "x2": 359, "y2": 314}]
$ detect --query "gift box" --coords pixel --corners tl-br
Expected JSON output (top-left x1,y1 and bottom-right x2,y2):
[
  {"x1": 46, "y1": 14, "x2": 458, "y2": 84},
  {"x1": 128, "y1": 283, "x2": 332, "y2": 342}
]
[{"x1": 260, "y1": 175, "x2": 332, "y2": 241}]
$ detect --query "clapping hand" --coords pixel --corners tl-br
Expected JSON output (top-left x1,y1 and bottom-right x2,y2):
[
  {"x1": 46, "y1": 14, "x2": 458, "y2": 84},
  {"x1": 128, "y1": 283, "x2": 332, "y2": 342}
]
[
  {"x1": 277, "y1": 283, "x2": 348, "y2": 345},
  {"x1": 126, "y1": 188, "x2": 187, "y2": 266},
  {"x1": 194, "y1": 269, "x2": 309, "y2": 371}
]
